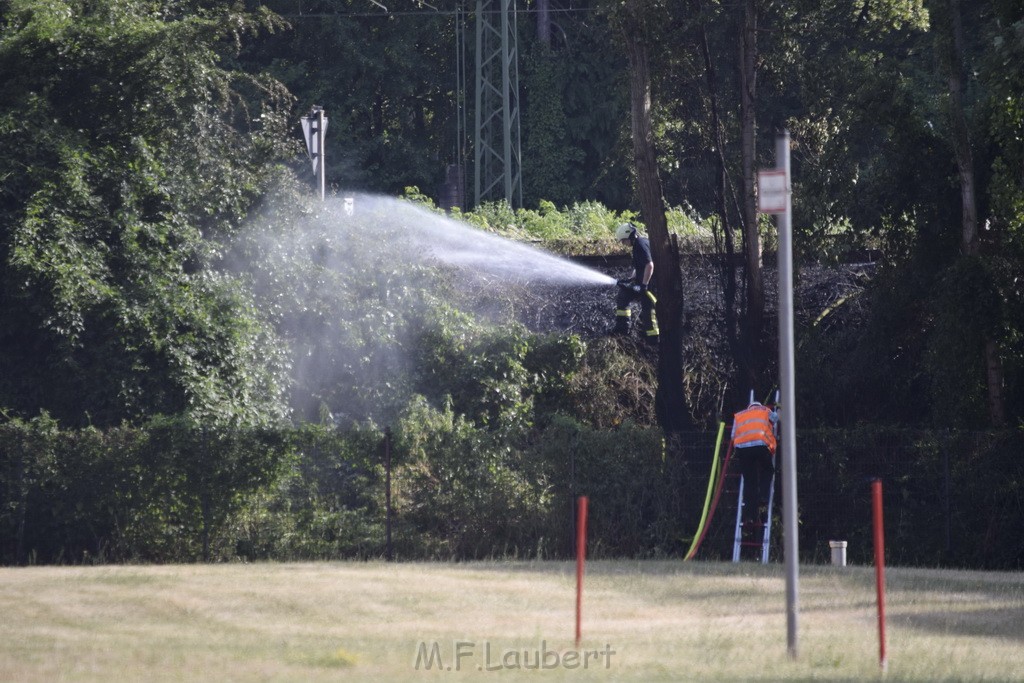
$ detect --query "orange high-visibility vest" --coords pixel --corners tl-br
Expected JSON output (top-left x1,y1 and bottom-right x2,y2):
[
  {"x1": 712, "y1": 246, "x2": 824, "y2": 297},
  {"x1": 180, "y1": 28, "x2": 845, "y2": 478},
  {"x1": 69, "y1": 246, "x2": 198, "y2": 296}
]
[{"x1": 732, "y1": 404, "x2": 777, "y2": 454}]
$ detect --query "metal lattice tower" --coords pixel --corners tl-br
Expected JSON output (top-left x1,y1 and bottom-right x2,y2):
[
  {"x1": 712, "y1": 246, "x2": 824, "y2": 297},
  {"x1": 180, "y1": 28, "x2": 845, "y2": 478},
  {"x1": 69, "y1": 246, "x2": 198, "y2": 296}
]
[{"x1": 474, "y1": 0, "x2": 522, "y2": 208}]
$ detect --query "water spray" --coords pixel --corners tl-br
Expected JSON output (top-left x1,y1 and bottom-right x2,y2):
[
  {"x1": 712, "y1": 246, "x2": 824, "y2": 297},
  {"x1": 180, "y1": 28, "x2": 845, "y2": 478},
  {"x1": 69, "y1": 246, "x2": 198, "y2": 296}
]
[
  {"x1": 340, "y1": 193, "x2": 616, "y2": 287},
  {"x1": 231, "y1": 190, "x2": 617, "y2": 423}
]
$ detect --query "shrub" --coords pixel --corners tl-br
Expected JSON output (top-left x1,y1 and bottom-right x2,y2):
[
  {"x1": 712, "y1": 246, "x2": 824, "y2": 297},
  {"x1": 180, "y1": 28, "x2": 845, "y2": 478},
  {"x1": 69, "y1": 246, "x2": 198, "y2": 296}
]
[
  {"x1": 390, "y1": 397, "x2": 553, "y2": 559},
  {"x1": 230, "y1": 424, "x2": 384, "y2": 560}
]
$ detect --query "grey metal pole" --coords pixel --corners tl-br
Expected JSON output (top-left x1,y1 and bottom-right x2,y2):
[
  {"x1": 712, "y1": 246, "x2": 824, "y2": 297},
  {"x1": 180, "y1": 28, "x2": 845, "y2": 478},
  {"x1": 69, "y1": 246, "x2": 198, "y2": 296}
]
[
  {"x1": 777, "y1": 129, "x2": 800, "y2": 658},
  {"x1": 316, "y1": 107, "x2": 326, "y2": 202},
  {"x1": 500, "y1": 0, "x2": 513, "y2": 203},
  {"x1": 473, "y1": 0, "x2": 483, "y2": 206},
  {"x1": 384, "y1": 428, "x2": 393, "y2": 561}
]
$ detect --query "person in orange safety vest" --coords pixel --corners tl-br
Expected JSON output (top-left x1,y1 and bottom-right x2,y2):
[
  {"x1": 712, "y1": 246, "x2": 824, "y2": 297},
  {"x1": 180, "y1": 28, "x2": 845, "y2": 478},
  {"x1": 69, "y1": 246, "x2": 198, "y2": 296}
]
[{"x1": 731, "y1": 400, "x2": 779, "y2": 524}]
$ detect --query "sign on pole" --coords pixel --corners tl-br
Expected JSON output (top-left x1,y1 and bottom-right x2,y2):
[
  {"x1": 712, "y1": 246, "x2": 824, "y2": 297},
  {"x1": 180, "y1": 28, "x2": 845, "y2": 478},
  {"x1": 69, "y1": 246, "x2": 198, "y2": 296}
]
[
  {"x1": 757, "y1": 169, "x2": 788, "y2": 214},
  {"x1": 300, "y1": 117, "x2": 317, "y2": 173},
  {"x1": 300, "y1": 106, "x2": 327, "y2": 201}
]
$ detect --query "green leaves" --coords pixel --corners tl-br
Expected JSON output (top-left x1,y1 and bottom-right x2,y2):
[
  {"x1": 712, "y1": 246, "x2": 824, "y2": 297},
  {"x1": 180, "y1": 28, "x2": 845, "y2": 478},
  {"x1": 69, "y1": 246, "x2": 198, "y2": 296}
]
[
  {"x1": 391, "y1": 396, "x2": 553, "y2": 559},
  {"x1": 0, "y1": 415, "x2": 291, "y2": 563},
  {"x1": 0, "y1": 0, "x2": 294, "y2": 427}
]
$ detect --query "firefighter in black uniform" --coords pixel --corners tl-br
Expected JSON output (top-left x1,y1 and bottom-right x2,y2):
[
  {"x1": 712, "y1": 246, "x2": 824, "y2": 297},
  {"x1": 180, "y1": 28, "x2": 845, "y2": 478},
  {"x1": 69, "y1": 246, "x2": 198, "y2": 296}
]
[{"x1": 612, "y1": 222, "x2": 659, "y2": 341}]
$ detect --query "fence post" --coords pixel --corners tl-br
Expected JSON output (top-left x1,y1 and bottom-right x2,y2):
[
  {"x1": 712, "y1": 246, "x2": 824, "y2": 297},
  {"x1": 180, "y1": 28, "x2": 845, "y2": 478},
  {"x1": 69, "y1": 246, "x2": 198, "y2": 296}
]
[
  {"x1": 872, "y1": 478, "x2": 888, "y2": 672},
  {"x1": 575, "y1": 495, "x2": 589, "y2": 647}
]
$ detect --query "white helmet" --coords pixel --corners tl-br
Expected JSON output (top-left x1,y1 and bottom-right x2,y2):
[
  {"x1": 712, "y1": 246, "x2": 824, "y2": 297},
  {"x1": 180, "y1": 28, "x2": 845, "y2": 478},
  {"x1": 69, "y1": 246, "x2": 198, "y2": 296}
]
[{"x1": 614, "y1": 222, "x2": 636, "y2": 241}]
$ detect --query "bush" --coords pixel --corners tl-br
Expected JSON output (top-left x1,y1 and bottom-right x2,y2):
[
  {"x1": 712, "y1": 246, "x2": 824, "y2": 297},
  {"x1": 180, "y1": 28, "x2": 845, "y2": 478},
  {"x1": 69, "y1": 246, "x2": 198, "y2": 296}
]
[
  {"x1": 391, "y1": 397, "x2": 553, "y2": 559},
  {"x1": 792, "y1": 428, "x2": 1024, "y2": 569},
  {"x1": 532, "y1": 414, "x2": 673, "y2": 557},
  {"x1": 230, "y1": 424, "x2": 385, "y2": 561},
  {"x1": 461, "y1": 199, "x2": 639, "y2": 244},
  {"x1": 0, "y1": 415, "x2": 289, "y2": 563},
  {"x1": 3, "y1": 414, "x2": 1020, "y2": 568}
]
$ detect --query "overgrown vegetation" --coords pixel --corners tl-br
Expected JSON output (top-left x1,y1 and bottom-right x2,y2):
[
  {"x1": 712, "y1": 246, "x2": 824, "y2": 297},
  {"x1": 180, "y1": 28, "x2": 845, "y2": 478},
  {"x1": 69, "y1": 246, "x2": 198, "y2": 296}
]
[
  {"x1": 3, "y1": 415, "x2": 1021, "y2": 568},
  {"x1": 1, "y1": 0, "x2": 1022, "y2": 567}
]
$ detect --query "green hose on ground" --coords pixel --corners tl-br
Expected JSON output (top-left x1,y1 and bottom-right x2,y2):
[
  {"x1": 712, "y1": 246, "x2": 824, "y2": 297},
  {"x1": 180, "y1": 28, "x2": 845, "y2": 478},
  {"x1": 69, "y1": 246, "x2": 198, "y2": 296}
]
[{"x1": 684, "y1": 421, "x2": 726, "y2": 561}]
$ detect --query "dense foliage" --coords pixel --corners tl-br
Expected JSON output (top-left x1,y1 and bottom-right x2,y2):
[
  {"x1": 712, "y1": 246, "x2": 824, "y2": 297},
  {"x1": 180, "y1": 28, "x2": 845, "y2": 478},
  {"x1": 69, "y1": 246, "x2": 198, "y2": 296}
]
[
  {"x1": 0, "y1": 0, "x2": 297, "y2": 428},
  {"x1": 1, "y1": 0, "x2": 1022, "y2": 566},
  {"x1": 4, "y1": 416, "x2": 1021, "y2": 568}
]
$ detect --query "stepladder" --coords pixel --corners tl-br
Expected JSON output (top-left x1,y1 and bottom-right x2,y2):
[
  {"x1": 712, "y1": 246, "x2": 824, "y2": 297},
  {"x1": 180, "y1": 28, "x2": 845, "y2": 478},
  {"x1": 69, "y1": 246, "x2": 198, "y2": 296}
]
[
  {"x1": 731, "y1": 460, "x2": 776, "y2": 564},
  {"x1": 729, "y1": 389, "x2": 780, "y2": 564}
]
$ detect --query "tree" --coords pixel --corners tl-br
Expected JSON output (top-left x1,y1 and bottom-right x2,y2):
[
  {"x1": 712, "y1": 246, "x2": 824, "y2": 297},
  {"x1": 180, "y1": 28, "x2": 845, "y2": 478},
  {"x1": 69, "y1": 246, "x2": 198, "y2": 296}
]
[
  {"x1": 931, "y1": 0, "x2": 1005, "y2": 426},
  {"x1": 0, "y1": 0, "x2": 296, "y2": 427},
  {"x1": 738, "y1": 0, "x2": 766, "y2": 392},
  {"x1": 693, "y1": 0, "x2": 741, "y2": 389},
  {"x1": 243, "y1": 1, "x2": 460, "y2": 196},
  {"x1": 767, "y1": 0, "x2": 1019, "y2": 427},
  {"x1": 615, "y1": 0, "x2": 690, "y2": 432},
  {"x1": 982, "y1": 0, "x2": 1024, "y2": 422},
  {"x1": 521, "y1": 42, "x2": 584, "y2": 208}
]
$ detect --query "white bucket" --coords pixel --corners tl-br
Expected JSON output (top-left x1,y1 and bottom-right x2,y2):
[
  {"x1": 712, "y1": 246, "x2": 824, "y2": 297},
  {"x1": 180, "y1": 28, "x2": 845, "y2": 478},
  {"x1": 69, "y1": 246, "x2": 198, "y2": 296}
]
[{"x1": 829, "y1": 540, "x2": 848, "y2": 567}]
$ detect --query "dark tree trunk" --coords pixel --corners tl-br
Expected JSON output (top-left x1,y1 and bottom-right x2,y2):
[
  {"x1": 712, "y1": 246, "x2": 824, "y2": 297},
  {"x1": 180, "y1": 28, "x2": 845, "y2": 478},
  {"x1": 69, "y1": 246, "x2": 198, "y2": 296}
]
[
  {"x1": 945, "y1": 0, "x2": 978, "y2": 256},
  {"x1": 739, "y1": 0, "x2": 764, "y2": 393},
  {"x1": 621, "y1": 1, "x2": 690, "y2": 432},
  {"x1": 940, "y1": 0, "x2": 1005, "y2": 426},
  {"x1": 695, "y1": 0, "x2": 741, "y2": 414}
]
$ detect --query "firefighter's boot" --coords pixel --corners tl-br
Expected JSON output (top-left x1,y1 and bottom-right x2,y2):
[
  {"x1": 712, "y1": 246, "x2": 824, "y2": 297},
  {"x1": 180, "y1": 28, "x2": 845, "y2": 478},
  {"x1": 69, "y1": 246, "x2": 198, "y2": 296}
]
[{"x1": 611, "y1": 308, "x2": 631, "y2": 335}]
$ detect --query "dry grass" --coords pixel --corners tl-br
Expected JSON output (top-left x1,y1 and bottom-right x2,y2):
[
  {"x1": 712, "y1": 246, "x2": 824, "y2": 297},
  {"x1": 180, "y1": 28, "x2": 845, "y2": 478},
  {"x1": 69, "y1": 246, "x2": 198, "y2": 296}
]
[{"x1": 0, "y1": 560, "x2": 1021, "y2": 681}]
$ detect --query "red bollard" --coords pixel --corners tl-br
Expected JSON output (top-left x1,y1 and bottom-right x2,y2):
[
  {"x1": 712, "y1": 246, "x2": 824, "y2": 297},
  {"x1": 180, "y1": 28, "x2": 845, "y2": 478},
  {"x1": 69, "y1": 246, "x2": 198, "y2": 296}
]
[
  {"x1": 575, "y1": 496, "x2": 589, "y2": 648},
  {"x1": 872, "y1": 479, "x2": 887, "y2": 672}
]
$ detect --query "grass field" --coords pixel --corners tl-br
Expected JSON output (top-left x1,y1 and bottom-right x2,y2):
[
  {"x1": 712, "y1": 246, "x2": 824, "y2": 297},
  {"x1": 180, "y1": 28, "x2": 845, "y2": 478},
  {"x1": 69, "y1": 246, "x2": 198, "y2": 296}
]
[{"x1": 1, "y1": 560, "x2": 1022, "y2": 681}]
